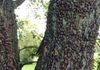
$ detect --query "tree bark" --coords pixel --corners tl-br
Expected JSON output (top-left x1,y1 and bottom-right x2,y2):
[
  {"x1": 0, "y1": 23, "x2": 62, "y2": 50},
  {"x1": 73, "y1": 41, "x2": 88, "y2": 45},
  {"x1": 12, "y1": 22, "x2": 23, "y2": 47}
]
[
  {"x1": 35, "y1": 0, "x2": 100, "y2": 70},
  {"x1": 0, "y1": 0, "x2": 24, "y2": 70}
]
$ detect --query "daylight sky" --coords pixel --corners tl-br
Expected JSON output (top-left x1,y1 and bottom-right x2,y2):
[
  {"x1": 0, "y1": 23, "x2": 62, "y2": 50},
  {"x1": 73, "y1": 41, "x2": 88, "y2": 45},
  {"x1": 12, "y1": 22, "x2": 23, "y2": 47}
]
[{"x1": 15, "y1": 0, "x2": 49, "y2": 35}]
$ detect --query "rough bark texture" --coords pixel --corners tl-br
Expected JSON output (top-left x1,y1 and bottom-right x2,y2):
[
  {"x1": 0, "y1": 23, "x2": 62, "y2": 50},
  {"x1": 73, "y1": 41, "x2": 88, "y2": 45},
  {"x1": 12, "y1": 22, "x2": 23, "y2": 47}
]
[
  {"x1": 0, "y1": 0, "x2": 25, "y2": 70},
  {"x1": 35, "y1": 0, "x2": 100, "y2": 70}
]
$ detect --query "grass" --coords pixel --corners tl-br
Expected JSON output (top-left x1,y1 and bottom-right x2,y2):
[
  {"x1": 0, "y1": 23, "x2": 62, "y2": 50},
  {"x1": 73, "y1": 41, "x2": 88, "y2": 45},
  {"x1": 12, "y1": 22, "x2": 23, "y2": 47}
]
[{"x1": 22, "y1": 63, "x2": 36, "y2": 70}]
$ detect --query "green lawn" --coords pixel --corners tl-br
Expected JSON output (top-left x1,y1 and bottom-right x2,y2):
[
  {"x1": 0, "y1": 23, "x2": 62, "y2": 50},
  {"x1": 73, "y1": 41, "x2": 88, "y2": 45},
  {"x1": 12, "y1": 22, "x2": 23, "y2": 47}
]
[{"x1": 22, "y1": 63, "x2": 36, "y2": 70}]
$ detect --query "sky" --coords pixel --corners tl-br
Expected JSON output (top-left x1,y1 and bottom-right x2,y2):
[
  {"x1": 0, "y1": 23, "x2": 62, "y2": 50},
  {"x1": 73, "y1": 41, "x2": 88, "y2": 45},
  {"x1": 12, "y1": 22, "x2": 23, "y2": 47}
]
[{"x1": 15, "y1": 0, "x2": 48, "y2": 35}]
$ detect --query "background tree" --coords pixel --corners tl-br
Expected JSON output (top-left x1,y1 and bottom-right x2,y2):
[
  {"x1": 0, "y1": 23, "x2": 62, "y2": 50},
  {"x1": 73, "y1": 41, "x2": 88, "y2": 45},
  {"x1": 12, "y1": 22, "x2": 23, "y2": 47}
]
[
  {"x1": 0, "y1": 0, "x2": 24, "y2": 70},
  {"x1": 35, "y1": 0, "x2": 100, "y2": 70}
]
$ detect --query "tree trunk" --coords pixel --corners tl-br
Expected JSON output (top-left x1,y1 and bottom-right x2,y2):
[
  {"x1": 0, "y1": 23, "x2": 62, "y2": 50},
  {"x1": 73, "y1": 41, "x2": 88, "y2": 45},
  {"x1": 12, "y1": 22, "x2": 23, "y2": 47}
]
[
  {"x1": 0, "y1": 0, "x2": 24, "y2": 70},
  {"x1": 35, "y1": 0, "x2": 100, "y2": 70}
]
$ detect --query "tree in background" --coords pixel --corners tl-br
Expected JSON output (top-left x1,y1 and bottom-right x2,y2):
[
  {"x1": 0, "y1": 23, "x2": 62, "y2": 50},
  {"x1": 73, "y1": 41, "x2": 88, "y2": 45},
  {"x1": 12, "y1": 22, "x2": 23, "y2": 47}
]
[
  {"x1": 35, "y1": 0, "x2": 100, "y2": 70},
  {"x1": 0, "y1": 0, "x2": 24, "y2": 70}
]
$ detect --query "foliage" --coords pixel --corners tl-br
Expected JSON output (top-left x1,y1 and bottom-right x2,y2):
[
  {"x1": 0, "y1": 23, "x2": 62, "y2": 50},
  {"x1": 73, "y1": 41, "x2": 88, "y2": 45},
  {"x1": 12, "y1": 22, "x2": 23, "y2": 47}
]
[
  {"x1": 16, "y1": 0, "x2": 49, "y2": 69},
  {"x1": 17, "y1": 20, "x2": 43, "y2": 65},
  {"x1": 93, "y1": 39, "x2": 100, "y2": 70}
]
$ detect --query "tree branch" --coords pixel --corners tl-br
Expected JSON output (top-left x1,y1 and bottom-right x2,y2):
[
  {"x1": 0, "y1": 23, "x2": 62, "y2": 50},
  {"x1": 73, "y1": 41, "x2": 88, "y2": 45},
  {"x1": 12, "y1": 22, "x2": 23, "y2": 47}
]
[
  {"x1": 97, "y1": 42, "x2": 100, "y2": 47},
  {"x1": 20, "y1": 46, "x2": 36, "y2": 51}
]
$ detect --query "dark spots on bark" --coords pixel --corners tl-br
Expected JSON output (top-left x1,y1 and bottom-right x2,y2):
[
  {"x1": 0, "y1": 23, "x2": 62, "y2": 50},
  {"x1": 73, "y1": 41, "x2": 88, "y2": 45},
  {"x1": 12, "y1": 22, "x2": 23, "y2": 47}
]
[{"x1": 35, "y1": 0, "x2": 99, "y2": 70}]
